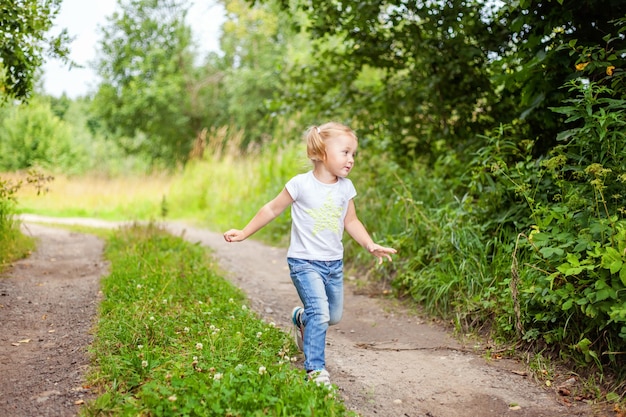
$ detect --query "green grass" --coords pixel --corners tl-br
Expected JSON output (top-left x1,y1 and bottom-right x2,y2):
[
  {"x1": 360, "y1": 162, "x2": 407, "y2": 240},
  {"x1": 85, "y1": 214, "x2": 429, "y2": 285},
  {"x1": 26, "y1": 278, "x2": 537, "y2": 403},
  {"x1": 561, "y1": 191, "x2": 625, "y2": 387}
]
[
  {"x1": 0, "y1": 219, "x2": 34, "y2": 271},
  {"x1": 83, "y1": 223, "x2": 351, "y2": 417},
  {"x1": 165, "y1": 128, "x2": 307, "y2": 246},
  {"x1": 9, "y1": 172, "x2": 171, "y2": 221},
  {"x1": 1, "y1": 175, "x2": 36, "y2": 270}
]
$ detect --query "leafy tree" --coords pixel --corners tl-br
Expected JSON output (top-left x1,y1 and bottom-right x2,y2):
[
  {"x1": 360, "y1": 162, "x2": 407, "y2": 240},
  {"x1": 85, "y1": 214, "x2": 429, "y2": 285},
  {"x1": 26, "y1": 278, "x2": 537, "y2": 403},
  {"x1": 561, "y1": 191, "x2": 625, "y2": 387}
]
[
  {"x1": 217, "y1": 0, "x2": 292, "y2": 146},
  {"x1": 254, "y1": 0, "x2": 502, "y2": 166},
  {"x1": 0, "y1": 0, "x2": 71, "y2": 99},
  {"x1": 251, "y1": 0, "x2": 626, "y2": 166},
  {"x1": 492, "y1": 0, "x2": 626, "y2": 157},
  {"x1": 0, "y1": 97, "x2": 86, "y2": 171},
  {"x1": 92, "y1": 0, "x2": 199, "y2": 166}
]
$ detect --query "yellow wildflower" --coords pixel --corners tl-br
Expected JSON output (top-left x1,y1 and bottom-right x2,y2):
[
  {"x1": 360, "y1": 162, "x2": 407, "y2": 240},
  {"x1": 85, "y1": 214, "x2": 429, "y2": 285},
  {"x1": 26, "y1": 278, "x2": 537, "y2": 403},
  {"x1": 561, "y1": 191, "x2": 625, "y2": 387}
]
[
  {"x1": 607, "y1": 65, "x2": 615, "y2": 76},
  {"x1": 575, "y1": 62, "x2": 589, "y2": 71}
]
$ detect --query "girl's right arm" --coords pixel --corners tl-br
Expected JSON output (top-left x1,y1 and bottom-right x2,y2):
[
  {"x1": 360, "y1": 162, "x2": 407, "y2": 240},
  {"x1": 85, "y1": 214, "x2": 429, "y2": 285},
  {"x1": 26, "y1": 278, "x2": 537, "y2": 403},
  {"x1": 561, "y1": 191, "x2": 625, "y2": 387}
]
[{"x1": 223, "y1": 188, "x2": 293, "y2": 242}]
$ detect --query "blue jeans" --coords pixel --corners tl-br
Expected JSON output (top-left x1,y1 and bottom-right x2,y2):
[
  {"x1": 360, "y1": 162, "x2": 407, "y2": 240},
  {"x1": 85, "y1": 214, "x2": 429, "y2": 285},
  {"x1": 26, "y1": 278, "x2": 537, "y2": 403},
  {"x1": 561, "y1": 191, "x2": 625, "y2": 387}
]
[{"x1": 287, "y1": 257, "x2": 344, "y2": 372}]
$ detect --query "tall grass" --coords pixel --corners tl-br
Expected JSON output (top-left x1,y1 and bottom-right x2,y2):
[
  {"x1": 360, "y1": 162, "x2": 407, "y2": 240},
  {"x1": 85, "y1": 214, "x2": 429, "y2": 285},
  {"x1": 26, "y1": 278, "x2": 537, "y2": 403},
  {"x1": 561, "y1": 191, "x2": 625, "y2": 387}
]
[
  {"x1": 0, "y1": 175, "x2": 36, "y2": 269},
  {"x1": 10, "y1": 171, "x2": 172, "y2": 221},
  {"x1": 167, "y1": 126, "x2": 307, "y2": 245},
  {"x1": 342, "y1": 153, "x2": 512, "y2": 336}
]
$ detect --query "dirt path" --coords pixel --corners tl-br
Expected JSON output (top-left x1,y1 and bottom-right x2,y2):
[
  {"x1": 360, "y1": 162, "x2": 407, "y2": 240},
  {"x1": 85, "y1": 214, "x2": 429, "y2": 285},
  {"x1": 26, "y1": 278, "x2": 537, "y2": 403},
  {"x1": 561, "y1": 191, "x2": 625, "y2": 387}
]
[
  {"x1": 1, "y1": 215, "x2": 602, "y2": 417},
  {"x1": 0, "y1": 222, "x2": 106, "y2": 417}
]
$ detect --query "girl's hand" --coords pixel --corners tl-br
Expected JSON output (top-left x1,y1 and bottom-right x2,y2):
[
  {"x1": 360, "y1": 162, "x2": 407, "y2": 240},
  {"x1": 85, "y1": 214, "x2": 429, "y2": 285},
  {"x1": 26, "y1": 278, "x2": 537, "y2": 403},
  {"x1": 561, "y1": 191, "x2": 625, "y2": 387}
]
[
  {"x1": 366, "y1": 243, "x2": 397, "y2": 265},
  {"x1": 223, "y1": 229, "x2": 245, "y2": 242}
]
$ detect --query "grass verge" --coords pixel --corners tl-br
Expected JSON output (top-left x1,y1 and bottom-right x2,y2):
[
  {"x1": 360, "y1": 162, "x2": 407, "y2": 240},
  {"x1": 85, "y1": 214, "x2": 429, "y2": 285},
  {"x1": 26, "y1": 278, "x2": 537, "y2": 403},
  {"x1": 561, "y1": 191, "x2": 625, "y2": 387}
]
[{"x1": 82, "y1": 223, "x2": 350, "y2": 416}]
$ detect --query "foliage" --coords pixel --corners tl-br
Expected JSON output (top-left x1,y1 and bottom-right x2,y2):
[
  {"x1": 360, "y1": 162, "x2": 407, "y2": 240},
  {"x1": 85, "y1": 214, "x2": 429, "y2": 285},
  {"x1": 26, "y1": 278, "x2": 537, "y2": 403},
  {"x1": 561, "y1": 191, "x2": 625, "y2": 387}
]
[
  {"x1": 264, "y1": 0, "x2": 500, "y2": 166},
  {"x1": 0, "y1": 97, "x2": 88, "y2": 172},
  {"x1": 251, "y1": 0, "x2": 626, "y2": 170},
  {"x1": 464, "y1": 78, "x2": 626, "y2": 376},
  {"x1": 564, "y1": 16, "x2": 626, "y2": 96},
  {"x1": 0, "y1": 0, "x2": 71, "y2": 99},
  {"x1": 0, "y1": 172, "x2": 44, "y2": 270},
  {"x1": 491, "y1": 1, "x2": 626, "y2": 156},
  {"x1": 167, "y1": 123, "x2": 304, "y2": 244},
  {"x1": 343, "y1": 155, "x2": 514, "y2": 335},
  {"x1": 85, "y1": 223, "x2": 350, "y2": 416},
  {"x1": 520, "y1": 80, "x2": 626, "y2": 369},
  {"x1": 55, "y1": 96, "x2": 156, "y2": 175},
  {"x1": 92, "y1": 0, "x2": 199, "y2": 167},
  {"x1": 89, "y1": 0, "x2": 299, "y2": 165},
  {"x1": 218, "y1": 0, "x2": 292, "y2": 147}
]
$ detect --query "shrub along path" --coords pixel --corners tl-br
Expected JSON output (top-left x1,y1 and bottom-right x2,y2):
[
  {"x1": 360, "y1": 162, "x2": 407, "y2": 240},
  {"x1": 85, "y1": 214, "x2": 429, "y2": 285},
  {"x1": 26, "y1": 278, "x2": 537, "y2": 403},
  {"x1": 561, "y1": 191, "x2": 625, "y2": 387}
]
[{"x1": 1, "y1": 216, "x2": 601, "y2": 416}]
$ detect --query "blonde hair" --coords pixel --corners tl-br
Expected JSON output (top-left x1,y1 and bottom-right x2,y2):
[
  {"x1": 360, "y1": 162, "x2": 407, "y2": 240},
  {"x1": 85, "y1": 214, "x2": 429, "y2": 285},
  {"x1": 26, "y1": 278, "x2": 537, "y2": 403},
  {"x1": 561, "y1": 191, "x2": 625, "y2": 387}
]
[{"x1": 305, "y1": 122, "x2": 358, "y2": 162}]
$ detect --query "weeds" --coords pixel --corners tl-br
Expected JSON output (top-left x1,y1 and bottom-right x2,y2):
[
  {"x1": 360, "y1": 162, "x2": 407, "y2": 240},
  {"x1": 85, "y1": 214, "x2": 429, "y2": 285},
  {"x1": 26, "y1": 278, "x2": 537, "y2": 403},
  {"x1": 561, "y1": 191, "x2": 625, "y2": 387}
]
[{"x1": 0, "y1": 171, "x2": 45, "y2": 268}]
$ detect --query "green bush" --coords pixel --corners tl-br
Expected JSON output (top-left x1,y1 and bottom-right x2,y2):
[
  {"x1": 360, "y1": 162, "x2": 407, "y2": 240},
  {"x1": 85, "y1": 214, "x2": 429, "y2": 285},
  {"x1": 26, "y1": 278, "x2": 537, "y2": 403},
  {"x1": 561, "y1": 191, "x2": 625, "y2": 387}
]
[
  {"x1": 0, "y1": 176, "x2": 35, "y2": 268},
  {"x1": 516, "y1": 80, "x2": 626, "y2": 369},
  {"x1": 0, "y1": 97, "x2": 87, "y2": 173},
  {"x1": 463, "y1": 78, "x2": 626, "y2": 375}
]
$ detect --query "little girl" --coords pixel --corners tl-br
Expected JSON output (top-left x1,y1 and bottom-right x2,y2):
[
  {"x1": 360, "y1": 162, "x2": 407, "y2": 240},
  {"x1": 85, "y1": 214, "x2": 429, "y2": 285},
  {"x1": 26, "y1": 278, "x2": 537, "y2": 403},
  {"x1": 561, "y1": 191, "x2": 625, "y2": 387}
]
[{"x1": 223, "y1": 121, "x2": 396, "y2": 387}]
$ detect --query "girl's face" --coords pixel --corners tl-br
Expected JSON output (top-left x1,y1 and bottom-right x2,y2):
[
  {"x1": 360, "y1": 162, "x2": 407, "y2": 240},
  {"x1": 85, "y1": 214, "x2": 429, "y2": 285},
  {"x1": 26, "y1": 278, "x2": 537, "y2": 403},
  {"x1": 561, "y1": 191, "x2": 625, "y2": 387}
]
[{"x1": 323, "y1": 134, "x2": 358, "y2": 178}]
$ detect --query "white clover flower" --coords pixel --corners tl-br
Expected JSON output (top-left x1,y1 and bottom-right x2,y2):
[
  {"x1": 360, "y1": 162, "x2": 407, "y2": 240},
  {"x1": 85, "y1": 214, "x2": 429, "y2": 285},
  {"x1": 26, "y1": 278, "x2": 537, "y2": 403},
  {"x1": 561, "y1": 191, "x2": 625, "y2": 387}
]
[
  {"x1": 242, "y1": 305, "x2": 248, "y2": 311},
  {"x1": 163, "y1": 299, "x2": 167, "y2": 304},
  {"x1": 214, "y1": 373, "x2": 223, "y2": 380},
  {"x1": 150, "y1": 316, "x2": 155, "y2": 321},
  {"x1": 184, "y1": 327, "x2": 190, "y2": 333},
  {"x1": 258, "y1": 366, "x2": 267, "y2": 375},
  {"x1": 168, "y1": 395, "x2": 177, "y2": 402},
  {"x1": 141, "y1": 360, "x2": 148, "y2": 368},
  {"x1": 256, "y1": 332, "x2": 263, "y2": 338},
  {"x1": 269, "y1": 322, "x2": 276, "y2": 327},
  {"x1": 193, "y1": 356, "x2": 198, "y2": 361},
  {"x1": 195, "y1": 342, "x2": 203, "y2": 350},
  {"x1": 136, "y1": 284, "x2": 142, "y2": 289},
  {"x1": 137, "y1": 344, "x2": 144, "y2": 349},
  {"x1": 209, "y1": 324, "x2": 216, "y2": 331},
  {"x1": 228, "y1": 298, "x2": 234, "y2": 303}
]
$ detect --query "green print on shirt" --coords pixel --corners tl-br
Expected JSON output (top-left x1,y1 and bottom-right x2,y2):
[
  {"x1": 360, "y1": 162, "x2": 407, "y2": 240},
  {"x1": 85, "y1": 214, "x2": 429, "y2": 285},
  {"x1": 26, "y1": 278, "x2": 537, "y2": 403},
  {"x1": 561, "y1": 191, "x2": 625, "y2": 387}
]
[{"x1": 305, "y1": 192, "x2": 343, "y2": 236}]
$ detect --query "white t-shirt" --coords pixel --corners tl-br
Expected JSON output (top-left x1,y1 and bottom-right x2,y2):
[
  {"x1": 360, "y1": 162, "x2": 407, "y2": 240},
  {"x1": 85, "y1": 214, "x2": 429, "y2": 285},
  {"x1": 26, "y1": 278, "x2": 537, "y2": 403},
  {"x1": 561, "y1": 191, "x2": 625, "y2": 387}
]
[{"x1": 285, "y1": 171, "x2": 357, "y2": 261}]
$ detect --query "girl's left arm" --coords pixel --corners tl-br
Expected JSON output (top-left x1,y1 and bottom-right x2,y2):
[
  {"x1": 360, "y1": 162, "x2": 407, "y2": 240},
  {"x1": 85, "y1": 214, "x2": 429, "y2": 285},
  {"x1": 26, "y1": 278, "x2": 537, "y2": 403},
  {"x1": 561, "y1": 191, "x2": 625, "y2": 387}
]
[{"x1": 344, "y1": 199, "x2": 397, "y2": 264}]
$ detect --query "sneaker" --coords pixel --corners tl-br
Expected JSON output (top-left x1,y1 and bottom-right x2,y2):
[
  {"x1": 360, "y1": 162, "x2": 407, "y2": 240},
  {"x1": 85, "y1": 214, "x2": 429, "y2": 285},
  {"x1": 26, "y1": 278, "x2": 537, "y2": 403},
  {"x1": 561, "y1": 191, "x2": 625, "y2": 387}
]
[
  {"x1": 291, "y1": 306, "x2": 305, "y2": 352},
  {"x1": 308, "y1": 369, "x2": 332, "y2": 387}
]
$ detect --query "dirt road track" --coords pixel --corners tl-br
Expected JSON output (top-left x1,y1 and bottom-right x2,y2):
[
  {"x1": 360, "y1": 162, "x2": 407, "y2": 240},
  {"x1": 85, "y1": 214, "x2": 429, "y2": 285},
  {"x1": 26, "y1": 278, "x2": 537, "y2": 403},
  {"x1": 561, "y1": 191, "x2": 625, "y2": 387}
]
[{"x1": 0, "y1": 215, "x2": 601, "y2": 417}]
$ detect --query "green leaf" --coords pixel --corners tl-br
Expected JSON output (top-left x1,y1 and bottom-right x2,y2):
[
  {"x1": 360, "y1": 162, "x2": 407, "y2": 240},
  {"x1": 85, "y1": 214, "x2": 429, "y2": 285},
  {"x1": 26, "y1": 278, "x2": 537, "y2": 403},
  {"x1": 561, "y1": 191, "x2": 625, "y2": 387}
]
[
  {"x1": 595, "y1": 288, "x2": 611, "y2": 302},
  {"x1": 562, "y1": 299, "x2": 573, "y2": 310},
  {"x1": 606, "y1": 392, "x2": 621, "y2": 402},
  {"x1": 601, "y1": 247, "x2": 623, "y2": 274},
  {"x1": 541, "y1": 246, "x2": 564, "y2": 258},
  {"x1": 557, "y1": 263, "x2": 583, "y2": 276}
]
